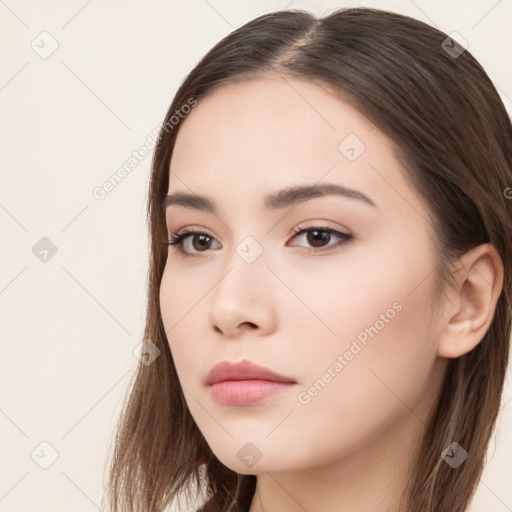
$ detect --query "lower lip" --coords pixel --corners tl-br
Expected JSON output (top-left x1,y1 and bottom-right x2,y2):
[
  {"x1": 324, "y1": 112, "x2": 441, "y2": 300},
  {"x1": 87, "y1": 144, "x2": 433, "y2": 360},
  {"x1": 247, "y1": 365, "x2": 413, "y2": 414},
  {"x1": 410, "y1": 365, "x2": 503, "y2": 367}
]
[{"x1": 210, "y1": 379, "x2": 295, "y2": 405}]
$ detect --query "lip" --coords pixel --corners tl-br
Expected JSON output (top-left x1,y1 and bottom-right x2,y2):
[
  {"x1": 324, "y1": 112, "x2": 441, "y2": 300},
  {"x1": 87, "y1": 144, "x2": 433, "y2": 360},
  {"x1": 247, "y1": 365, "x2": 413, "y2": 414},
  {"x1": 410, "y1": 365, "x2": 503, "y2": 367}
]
[
  {"x1": 210, "y1": 380, "x2": 295, "y2": 406},
  {"x1": 205, "y1": 359, "x2": 296, "y2": 385}
]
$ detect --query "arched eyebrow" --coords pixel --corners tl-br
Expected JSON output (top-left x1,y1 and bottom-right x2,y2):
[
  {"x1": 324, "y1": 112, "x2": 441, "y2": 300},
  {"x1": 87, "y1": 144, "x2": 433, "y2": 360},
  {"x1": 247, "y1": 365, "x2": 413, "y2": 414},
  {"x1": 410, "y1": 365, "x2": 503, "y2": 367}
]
[{"x1": 163, "y1": 183, "x2": 378, "y2": 212}]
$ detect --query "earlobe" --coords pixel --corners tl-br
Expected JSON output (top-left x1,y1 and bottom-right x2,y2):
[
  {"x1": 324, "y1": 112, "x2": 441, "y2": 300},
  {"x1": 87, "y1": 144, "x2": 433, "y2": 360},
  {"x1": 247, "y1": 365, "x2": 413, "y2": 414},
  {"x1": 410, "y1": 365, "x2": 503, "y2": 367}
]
[{"x1": 437, "y1": 243, "x2": 504, "y2": 359}]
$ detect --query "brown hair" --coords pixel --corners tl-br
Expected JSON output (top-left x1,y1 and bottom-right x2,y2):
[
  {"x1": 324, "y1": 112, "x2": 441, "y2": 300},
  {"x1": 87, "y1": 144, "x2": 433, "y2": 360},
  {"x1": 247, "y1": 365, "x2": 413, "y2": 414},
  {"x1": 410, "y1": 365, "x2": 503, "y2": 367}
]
[{"x1": 103, "y1": 7, "x2": 512, "y2": 512}]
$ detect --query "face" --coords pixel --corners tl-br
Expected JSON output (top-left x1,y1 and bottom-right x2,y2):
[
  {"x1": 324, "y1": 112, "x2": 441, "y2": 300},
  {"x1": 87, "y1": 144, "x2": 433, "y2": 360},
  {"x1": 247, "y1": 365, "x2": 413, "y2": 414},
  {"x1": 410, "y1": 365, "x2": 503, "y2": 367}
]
[{"x1": 159, "y1": 75, "x2": 448, "y2": 475}]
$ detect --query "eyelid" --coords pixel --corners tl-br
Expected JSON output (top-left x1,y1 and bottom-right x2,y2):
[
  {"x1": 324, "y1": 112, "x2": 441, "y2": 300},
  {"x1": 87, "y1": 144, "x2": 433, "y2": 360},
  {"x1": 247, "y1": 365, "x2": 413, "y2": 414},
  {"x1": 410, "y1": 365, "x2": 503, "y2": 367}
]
[{"x1": 168, "y1": 221, "x2": 350, "y2": 239}]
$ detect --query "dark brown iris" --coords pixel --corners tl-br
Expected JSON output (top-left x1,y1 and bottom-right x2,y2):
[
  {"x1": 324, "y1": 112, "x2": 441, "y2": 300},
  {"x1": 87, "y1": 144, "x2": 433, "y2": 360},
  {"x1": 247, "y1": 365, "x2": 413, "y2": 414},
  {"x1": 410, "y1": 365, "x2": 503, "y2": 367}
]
[{"x1": 306, "y1": 230, "x2": 330, "y2": 248}]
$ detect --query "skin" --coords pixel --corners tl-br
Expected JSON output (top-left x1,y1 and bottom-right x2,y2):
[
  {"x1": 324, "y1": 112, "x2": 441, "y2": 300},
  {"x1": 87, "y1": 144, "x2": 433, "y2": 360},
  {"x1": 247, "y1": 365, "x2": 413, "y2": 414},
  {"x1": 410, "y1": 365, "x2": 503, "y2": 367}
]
[{"x1": 159, "y1": 74, "x2": 503, "y2": 512}]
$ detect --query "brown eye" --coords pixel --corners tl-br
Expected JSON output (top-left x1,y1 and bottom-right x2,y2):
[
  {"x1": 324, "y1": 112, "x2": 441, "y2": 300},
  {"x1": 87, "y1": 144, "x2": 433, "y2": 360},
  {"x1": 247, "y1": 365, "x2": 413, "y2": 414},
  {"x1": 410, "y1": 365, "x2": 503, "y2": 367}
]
[
  {"x1": 167, "y1": 230, "x2": 220, "y2": 256},
  {"x1": 291, "y1": 227, "x2": 353, "y2": 252}
]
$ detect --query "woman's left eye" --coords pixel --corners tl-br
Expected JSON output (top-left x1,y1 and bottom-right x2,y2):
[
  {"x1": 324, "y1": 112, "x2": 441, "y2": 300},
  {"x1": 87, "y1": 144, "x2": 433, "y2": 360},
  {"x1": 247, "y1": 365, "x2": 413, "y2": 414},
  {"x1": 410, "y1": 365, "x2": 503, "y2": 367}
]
[
  {"x1": 165, "y1": 226, "x2": 353, "y2": 257},
  {"x1": 290, "y1": 226, "x2": 353, "y2": 252}
]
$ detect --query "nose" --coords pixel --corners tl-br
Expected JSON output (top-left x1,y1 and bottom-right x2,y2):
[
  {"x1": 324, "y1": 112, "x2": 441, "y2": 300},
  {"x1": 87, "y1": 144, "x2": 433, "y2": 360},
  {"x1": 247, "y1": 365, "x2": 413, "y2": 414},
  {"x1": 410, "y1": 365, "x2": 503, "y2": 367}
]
[{"x1": 208, "y1": 259, "x2": 277, "y2": 338}]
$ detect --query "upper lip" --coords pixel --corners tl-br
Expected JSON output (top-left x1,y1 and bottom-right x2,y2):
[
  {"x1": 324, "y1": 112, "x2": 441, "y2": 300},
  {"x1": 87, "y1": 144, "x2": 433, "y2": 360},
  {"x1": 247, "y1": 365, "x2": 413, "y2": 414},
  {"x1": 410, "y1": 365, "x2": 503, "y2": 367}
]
[{"x1": 205, "y1": 359, "x2": 296, "y2": 385}]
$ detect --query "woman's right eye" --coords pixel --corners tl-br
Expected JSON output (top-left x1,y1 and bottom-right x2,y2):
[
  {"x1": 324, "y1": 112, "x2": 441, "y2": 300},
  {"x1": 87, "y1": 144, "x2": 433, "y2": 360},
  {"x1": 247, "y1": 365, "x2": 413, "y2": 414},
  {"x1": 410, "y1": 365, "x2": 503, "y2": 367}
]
[{"x1": 167, "y1": 230, "x2": 219, "y2": 257}]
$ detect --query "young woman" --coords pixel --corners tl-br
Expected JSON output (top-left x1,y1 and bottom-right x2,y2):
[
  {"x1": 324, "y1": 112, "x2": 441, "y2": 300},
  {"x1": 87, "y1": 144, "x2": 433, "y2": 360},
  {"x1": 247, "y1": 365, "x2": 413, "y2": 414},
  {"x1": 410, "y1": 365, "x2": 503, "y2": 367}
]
[{"x1": 105, "y1": 7, "x2": 512, "y2": 512}]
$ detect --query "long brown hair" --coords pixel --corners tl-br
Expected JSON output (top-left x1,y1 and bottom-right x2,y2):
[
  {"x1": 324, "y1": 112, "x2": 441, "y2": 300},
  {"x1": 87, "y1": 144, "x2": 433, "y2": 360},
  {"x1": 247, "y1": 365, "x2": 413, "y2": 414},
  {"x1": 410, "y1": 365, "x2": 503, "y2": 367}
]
[{"x1": 103, "y1": 7, "x2": 512, "y2": 512}]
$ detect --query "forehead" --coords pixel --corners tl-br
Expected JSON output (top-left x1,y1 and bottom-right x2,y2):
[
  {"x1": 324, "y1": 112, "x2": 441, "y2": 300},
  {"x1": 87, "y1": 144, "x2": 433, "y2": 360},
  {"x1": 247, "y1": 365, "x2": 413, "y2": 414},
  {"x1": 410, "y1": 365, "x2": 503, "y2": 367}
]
[
  {"x1": 171, "y1": 76, "x2": 378, "y2": 176},
  {"x1": 167, "y1": 76, "x2": 427, "y2": 221}
]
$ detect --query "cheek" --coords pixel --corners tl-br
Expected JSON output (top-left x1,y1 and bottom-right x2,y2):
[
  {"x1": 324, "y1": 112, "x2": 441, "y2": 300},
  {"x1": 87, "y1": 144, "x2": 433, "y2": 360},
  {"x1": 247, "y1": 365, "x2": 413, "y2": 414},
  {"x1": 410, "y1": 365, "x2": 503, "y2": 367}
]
[
  {"x1": 287, "y1": 228, "x2": 439, "y2": 386},
  {"x1": 290, "y1": 222, "x2": 439, "y2": 356},
  {"x1": 290, "y1": 238, "x2": 440, "y2": 414},
  {"x1": 273, "y1": 260, "x2": 440, "y2": 469},
  {"x1": 159, "y1": 260, "x2": 209, "y2": 327},
  {"x1": 159, "y1": 265, "x2": 200, "y2": 380}
]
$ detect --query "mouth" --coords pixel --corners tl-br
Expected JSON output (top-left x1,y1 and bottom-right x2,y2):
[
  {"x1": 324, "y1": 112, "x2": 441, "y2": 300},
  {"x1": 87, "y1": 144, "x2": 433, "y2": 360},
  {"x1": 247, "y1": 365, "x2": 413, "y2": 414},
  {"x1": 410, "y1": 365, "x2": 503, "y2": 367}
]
[{"x1": 205, "y1": 359, "x2": 297, "y2": 406}]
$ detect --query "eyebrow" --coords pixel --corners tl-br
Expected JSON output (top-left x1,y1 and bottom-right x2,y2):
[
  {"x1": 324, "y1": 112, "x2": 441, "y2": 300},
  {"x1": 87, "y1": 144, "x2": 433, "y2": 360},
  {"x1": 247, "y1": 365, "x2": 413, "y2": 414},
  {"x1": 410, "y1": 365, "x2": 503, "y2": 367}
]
[{"x1": 163, "y1": 183, "x2": 377, "y2": 213}]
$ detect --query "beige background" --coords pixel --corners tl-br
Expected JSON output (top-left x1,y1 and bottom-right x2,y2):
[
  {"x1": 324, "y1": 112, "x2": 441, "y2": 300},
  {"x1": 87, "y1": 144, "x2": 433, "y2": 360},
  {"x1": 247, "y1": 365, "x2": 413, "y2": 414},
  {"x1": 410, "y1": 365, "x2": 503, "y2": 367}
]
[{"x1": 0, "y1": 0, "x2": 511, "y2": 510}]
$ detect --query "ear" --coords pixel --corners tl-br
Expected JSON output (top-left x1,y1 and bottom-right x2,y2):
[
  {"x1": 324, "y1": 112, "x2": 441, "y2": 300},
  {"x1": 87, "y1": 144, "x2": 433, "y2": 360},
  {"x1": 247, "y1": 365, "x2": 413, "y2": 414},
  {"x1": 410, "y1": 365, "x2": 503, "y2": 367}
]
[{"x1": 437, "y1": 243, "x2": 504, "y2": 359}]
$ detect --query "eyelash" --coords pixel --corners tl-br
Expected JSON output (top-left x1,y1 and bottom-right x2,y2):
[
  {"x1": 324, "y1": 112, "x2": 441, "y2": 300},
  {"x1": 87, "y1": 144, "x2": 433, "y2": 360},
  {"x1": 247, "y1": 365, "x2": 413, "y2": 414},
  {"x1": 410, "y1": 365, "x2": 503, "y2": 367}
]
[{"x1": 165, "y1": 225, "x2": 353, "y2": 257}]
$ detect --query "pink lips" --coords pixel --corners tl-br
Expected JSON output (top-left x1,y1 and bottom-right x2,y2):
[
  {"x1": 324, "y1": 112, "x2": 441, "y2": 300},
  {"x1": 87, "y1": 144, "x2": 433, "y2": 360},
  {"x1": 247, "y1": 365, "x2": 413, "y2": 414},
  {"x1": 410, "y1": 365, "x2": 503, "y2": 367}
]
[{"x1": 205, "y1": 359, "x2": 296, "y2": 406}]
